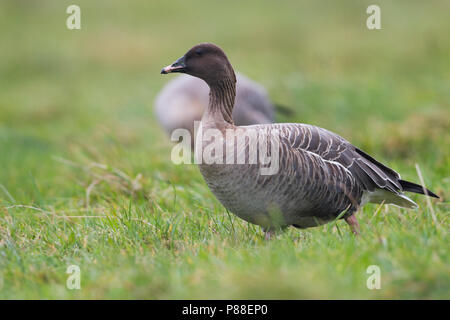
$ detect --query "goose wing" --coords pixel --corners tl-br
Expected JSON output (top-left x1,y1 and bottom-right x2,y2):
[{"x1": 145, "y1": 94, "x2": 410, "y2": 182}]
[{"x1": 271, "y1": 123, "x2": 403, "y2": 195}]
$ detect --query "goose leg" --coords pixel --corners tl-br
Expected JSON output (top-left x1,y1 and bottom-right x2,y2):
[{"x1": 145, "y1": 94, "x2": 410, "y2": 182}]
[{"x1": 345, "y1": 214, "x2": 360, "y2": 235}]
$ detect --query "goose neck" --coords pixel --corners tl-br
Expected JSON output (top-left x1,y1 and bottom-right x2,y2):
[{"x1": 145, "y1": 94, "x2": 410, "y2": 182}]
[{"x1": 205, "y1": 78, "x2": 236, "y2": 126}]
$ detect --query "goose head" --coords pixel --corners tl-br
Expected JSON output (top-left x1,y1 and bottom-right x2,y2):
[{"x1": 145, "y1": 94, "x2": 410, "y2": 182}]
[{"x1": 161, "y1": 43, "x2": 236, "y2": 86}]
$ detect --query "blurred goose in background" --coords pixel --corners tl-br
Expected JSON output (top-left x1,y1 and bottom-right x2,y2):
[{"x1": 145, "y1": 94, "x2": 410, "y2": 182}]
[
  {"x1": 155, "y1": 73, "x2": 283, "y2": 147},
  {"x1": 161, "y1": 43, "x2": 439, "y2": 239}
]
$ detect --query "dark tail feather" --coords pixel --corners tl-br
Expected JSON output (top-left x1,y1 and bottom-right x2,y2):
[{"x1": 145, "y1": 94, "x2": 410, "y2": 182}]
[
  {"x1": 399, "y1": 179, "x2": 439, "y2": 198},
  {"x1": 274, "y1": 103, "x2": 295, "y2": 116}
]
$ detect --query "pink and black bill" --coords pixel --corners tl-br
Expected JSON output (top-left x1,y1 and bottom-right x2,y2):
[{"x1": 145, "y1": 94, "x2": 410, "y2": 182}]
[{"x1": 161, "y1": 56, "x2": 186, "y2": 74}]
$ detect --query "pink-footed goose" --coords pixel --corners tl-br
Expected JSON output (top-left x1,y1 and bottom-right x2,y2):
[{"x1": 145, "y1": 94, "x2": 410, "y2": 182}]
[
  {"x1": 155, "y1": 73, "x2": 275, "y2": 148},
  {"x1": 161, "y1": 43, "x2": 439, "y2": 239}
]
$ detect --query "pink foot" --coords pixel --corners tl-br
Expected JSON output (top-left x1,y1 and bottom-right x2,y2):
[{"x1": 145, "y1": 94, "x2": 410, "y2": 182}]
[{"x1": 345, "y1": 214, "x2": 360, "y2": 235}]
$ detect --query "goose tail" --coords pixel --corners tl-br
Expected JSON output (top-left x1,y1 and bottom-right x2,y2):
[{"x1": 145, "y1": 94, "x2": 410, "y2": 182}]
[{"x1": 399, "y1": 180, "x2": 439, "y2": 198}]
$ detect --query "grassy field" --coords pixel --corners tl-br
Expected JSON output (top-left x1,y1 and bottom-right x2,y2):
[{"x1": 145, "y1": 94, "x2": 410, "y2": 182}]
[{"x1": 0, "y1": 0, "x2": 448, "y2": 299}]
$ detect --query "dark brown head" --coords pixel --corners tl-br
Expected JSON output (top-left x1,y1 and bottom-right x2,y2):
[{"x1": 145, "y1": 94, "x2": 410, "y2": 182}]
[{"x1": 161, "y1": 43, "x2": 236, "y2": 86}]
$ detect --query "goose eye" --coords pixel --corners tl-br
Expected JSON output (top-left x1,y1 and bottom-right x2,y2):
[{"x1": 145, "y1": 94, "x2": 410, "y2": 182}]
[{"x1": 195, "y1": 49, "x2": 203, "y2": 56}]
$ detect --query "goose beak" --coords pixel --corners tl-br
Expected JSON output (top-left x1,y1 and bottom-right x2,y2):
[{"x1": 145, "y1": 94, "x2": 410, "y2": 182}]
[{"x1": 161, "y1": 56, "x2": 186, "y2": 74}]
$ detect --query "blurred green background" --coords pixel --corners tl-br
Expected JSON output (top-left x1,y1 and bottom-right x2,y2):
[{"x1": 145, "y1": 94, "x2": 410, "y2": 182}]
[{"x1": 0, "y1": 0, "x2": 448, "y2": 299}]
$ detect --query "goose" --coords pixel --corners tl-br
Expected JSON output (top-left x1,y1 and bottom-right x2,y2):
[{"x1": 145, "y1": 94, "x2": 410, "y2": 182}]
[
  {"x1": 155, "y1": 73, "x2": 276, "y2": 148},
  {"x1": 161, "y1": 43, "x2": 439, "y2": 239}
]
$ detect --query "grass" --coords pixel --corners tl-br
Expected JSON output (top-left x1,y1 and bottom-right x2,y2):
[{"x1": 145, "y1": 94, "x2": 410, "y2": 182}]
[{"x1": 0, "y1": 0, "x2": 448, "y2": 299}]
